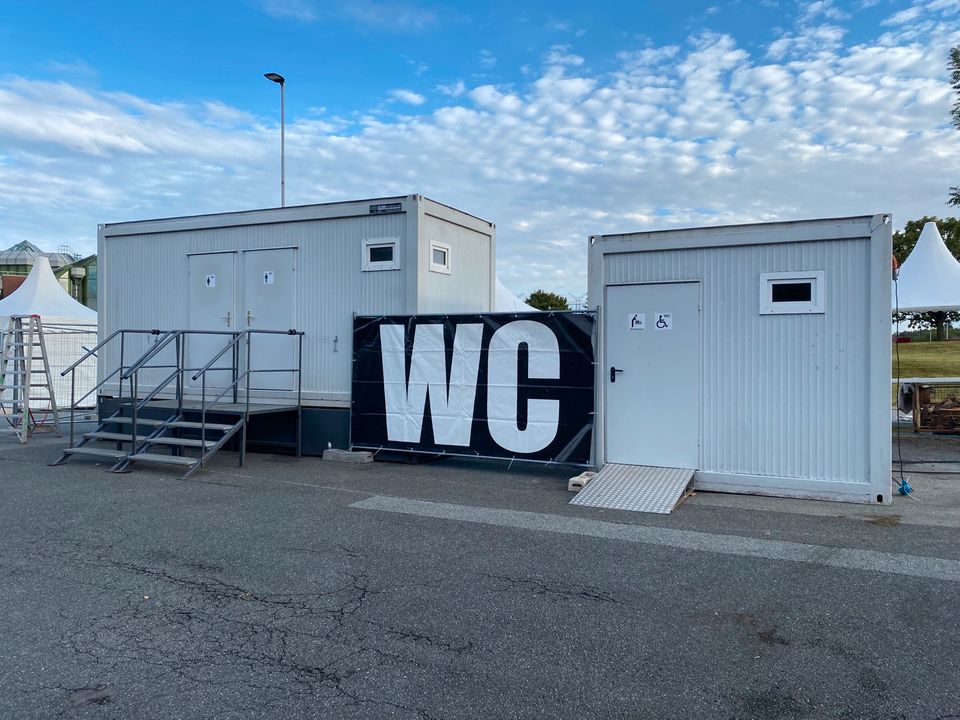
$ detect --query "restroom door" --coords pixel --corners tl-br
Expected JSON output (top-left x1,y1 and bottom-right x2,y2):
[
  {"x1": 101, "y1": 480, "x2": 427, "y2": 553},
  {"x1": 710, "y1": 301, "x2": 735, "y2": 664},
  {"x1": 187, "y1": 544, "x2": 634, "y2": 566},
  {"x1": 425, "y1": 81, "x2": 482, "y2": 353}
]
[
  {"x1": 604, "y1": 282, "x2": 701, "y2": 468},
  {"x1": 243, "y1": 248, "x2": 297, "y2": 392},
  {"x1": 187, "y1": 253, "x2": 236, "y2": 390}
]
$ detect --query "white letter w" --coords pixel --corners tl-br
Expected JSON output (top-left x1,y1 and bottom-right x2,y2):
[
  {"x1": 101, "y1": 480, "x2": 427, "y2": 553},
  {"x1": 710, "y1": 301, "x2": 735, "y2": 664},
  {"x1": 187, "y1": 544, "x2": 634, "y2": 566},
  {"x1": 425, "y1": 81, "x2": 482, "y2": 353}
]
[{"x1": 380, "y1": 323, "x2": 483, "y2": 446}]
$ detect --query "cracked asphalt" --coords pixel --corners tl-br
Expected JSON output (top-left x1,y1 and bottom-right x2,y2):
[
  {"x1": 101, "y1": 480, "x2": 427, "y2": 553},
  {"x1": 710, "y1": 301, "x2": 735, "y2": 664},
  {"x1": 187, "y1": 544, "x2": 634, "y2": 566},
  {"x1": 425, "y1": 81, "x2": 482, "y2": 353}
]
[{"x1": 0, "y1": 430, "x2": 958, "y2": 719}]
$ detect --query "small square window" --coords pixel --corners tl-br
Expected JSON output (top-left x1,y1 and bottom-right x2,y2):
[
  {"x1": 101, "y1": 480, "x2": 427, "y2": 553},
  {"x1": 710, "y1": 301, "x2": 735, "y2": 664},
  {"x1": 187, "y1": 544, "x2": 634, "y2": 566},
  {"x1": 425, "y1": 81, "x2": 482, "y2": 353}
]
[
  {"x1": 429, "y1": 241, "x2": 451, "y2": 274},
  {"x1": 759, "y1": 271, "x2": 825, "y2": 314},
  {"x1": 771, "y1": 282, "x2": 812, "y2": 303},
  {"x1": 370, "y1": 245, "x2": 394, "y2": 264},
  {"x1": 362, "y1": 237, "x2": 400, "y2": 271}
]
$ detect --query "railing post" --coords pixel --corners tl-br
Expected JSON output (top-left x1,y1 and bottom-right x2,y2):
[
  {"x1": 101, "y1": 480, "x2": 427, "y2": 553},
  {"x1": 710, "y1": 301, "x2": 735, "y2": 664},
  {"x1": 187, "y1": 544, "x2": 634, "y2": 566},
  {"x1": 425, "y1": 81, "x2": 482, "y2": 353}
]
[
  {"x1": 232, "y1": 332, "x2": 239, "y2": 405},
  {"x1": 201, "y1": 371, "x2": 206, "y2": 468},
  {"x1": 119, "y1": 331, "x2": 126, "y2": 403},
  {"x1": 176, "y1": 332, "x2": 183, "y2": 415},
  {"x1": 69, "y1": 368, "x2": 76, "y2": 448},
  {"x1": 242, "y1": 333, "x2": 251, "y2": 467},
  {"x1": 296, "y1": 332, "x2": 303, "y2": 457},
  {"x1": 131, "y1": 371, "x2": 138, "y2": 453}
]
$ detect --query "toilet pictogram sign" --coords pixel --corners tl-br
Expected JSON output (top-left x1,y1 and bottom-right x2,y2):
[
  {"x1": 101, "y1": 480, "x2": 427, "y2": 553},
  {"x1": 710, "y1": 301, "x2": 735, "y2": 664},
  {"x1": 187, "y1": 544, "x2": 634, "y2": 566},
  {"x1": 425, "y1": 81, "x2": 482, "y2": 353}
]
[
  {"x1": 655, "y1": 312, "x2": 672, "y2": 330},
  {"x1": 627, "y1": 313, "x2": 645, "y2": 331}
]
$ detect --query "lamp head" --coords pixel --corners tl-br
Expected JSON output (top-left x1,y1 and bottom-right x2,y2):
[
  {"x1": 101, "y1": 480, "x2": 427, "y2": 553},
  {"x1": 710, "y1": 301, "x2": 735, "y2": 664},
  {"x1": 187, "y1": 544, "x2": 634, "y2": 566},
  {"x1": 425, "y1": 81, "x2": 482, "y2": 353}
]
[{"x1": 264, "y1": 72, "x2": 285, "y2": 84}]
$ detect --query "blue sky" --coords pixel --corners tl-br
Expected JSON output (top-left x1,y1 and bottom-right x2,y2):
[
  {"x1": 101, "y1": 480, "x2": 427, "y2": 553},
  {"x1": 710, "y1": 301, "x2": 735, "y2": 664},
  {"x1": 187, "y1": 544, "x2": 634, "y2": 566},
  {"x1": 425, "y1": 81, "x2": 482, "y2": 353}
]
[{"x1": 0, "y1": 0, "x2": 959, "y2": 296}]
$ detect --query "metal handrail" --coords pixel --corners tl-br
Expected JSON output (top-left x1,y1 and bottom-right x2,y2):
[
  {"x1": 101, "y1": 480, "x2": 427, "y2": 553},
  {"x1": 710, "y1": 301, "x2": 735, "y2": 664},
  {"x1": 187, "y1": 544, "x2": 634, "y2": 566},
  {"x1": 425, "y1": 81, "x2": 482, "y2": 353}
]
[
  {"x1": 134, "y1": 368, "x2": 182, "y2": 409},
  {"x1": 60, "y1": 328, "x2": 162, "y2": 377},
  {"x1": 191, "y1": 332, "x2": 244, "y2": 382},
  {"x1": 69, "y1": 365, "x2": 123, "y2": 407},
  {"x1": 196, "y1": 329, "x2": 305, "y2": 467},
  {"x1": 121, "y1": 331, "x2": 178, "y2": 380},
  {"x1": 60, "y1": 326, "x2": 306, "y2": 465},
  {"x1": 191, "y1": 329, "x2": 303, "y2": 382}
]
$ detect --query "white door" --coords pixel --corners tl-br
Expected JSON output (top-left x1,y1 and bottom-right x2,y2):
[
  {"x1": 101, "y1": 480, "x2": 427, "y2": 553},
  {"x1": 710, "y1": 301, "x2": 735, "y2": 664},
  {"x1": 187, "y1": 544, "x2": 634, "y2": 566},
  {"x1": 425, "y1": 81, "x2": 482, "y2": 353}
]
[
  {"x1": 243, "y1": 248, "x2": 296, "y2": 392},
  {"x1": 187, "y1": 253, "x2": 236, "y2": 390},
  {"x1": 605, "y1": 282, "x2": 700, "y2": 468}
]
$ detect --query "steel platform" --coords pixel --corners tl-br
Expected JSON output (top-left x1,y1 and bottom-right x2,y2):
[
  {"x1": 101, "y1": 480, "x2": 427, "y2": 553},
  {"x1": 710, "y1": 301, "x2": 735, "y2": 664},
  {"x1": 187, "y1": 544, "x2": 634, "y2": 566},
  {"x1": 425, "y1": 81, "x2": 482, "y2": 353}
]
[
  {"x1": 125, "y1": 399, "x2": 298, "y2": 416},
  {"x1": 569, "y1": 464, "x2": 694, "y2": 514}
]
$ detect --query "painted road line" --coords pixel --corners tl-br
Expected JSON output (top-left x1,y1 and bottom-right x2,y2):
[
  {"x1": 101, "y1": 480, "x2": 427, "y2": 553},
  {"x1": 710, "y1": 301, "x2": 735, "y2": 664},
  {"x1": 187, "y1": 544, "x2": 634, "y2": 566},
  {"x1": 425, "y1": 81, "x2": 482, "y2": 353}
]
[{"x1": 350, "y1": 495, "x2": 960, "y2": 583}]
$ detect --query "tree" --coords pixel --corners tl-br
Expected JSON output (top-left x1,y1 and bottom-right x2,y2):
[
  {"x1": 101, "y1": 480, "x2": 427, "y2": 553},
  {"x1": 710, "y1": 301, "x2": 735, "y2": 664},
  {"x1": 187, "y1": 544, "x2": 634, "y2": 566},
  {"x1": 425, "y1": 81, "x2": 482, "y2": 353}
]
[
  {"x1": 950, "y1": 46, "x2": 960, "y2": 206},
  {"x1": 524, "y1": 289, "x2": 570, "y2": 311},
  {"x1": 893, "y1": 216, "x2": 960, "y2": 340}
]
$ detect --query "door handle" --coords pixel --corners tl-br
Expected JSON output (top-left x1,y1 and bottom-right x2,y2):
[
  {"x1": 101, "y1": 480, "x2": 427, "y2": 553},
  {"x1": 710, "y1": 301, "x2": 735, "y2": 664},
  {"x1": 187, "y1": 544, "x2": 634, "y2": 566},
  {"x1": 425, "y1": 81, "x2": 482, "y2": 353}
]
[
  {"x1": 246, "y1": 310, "x2": 254, "y2": 326},
  {"x1": 221, "y1": 311, "x2": 231, "y2": 327},
  {"x1": 610, "y1": 366, "x2": 624, "y2": 383}
]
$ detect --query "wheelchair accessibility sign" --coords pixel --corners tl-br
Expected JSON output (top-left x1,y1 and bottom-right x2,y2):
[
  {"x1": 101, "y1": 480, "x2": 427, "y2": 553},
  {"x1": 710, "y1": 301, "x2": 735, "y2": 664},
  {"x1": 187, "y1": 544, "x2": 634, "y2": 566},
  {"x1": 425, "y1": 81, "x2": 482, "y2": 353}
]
[{"x1": 654, "y1": 312, "x2": 672, "y2": 330}]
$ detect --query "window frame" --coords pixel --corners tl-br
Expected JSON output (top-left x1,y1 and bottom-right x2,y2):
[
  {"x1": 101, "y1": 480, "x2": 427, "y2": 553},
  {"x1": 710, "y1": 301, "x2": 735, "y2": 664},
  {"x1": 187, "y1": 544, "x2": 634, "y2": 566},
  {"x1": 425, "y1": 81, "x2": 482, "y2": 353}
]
[
  {"x1": 429, "y1": 241, "x2": 451, "y2": 275},
  {"x1": 361, "y1": 236, "x2": 400, "y2": 272},
  {"x1": 759, "y1": 270, "x2": 825, "y2": 315}
]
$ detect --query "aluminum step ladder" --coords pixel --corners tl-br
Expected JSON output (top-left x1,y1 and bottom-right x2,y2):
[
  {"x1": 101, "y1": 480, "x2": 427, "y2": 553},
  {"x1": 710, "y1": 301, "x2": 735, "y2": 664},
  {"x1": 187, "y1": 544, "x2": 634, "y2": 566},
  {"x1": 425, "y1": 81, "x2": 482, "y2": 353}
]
[{"x1": 0, "y1": 315, "x2": 61, "y2": 443}]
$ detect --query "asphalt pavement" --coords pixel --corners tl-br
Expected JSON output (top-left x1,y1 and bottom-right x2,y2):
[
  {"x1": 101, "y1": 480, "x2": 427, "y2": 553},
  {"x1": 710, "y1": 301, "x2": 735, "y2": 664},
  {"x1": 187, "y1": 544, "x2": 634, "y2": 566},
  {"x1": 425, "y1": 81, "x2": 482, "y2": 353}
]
[{"x1": 0, "y1": 430, "x2": 957, "y2": 720}]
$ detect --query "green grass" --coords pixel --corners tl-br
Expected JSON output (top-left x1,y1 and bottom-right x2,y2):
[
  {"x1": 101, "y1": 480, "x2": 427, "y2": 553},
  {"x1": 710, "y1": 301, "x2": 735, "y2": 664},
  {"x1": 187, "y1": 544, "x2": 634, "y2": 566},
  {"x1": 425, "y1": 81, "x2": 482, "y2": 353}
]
[{"x1": 893, "y1": 341, "x2": 960, "y2": 379}]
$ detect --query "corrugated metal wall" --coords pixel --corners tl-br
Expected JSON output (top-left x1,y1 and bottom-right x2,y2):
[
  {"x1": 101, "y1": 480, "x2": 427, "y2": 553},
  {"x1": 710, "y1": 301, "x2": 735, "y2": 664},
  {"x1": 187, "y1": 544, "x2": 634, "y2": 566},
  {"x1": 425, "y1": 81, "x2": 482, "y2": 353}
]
[
  {"x1": 100, "y1": 214, "x2": 409, "y2": 402},
  {"x1": 418, "y1": 213, "x2": 492, "y2": 314},
  {"x1": 603, "y1": 238, "x2": 871, "y2": 484}
]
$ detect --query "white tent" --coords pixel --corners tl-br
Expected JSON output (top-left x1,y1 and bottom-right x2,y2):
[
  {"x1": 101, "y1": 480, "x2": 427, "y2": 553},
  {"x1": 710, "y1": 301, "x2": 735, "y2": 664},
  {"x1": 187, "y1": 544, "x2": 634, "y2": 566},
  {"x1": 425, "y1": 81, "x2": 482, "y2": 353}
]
[
  {"x1": 0, "y1": 256, "x2": 98, "y2": 409},
  {"x1": 894, "y1": 222, "x2": 960, "y2": 312},
  {"x1": 495, "y1": 277, "x2": 538, "y2": 312}
]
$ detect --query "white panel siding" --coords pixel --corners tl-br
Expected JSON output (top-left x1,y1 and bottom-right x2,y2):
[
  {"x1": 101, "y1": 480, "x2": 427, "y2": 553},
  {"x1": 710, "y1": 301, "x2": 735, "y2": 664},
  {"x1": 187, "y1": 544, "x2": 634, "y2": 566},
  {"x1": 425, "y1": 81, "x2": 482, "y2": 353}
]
[
  {"x1": 418, "y1": 213, "x2": 492, "y2": 314},
  {"x1": 100, "y1": 214, "x2": 409, "y2": 401},
  {"x1": 602, "y1": 238, "x2": 871, "y2": 485}
]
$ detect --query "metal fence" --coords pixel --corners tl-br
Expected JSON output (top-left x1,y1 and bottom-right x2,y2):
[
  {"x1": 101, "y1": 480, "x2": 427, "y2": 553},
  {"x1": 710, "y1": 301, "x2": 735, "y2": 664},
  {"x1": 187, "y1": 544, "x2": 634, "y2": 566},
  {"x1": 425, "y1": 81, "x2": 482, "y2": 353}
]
[{"x1": 0, "y1": 322, "x2": 98, "y2": 412}]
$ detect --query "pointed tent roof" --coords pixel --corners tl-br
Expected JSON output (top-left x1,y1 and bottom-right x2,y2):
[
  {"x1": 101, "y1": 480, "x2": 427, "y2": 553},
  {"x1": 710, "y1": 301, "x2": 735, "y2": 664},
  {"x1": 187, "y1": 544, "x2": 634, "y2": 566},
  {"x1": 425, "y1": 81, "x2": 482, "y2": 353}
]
[
  {"x1": 0, "y1": 256, "x2": 96, "y2": 322},
  {"x1": 894, "y1": 222, "x2": 960, "y2": 313},
  {"x1": 495, "y1": 277, "x2": 538, "y2": 312}
]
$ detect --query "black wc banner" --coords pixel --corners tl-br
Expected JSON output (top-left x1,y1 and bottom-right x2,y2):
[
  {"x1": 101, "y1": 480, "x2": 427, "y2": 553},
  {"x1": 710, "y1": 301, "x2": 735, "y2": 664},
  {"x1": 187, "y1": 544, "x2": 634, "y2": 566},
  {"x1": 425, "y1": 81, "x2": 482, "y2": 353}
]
[{"x1": 351, "y1": 312, "x2": 595, "y2": 464}]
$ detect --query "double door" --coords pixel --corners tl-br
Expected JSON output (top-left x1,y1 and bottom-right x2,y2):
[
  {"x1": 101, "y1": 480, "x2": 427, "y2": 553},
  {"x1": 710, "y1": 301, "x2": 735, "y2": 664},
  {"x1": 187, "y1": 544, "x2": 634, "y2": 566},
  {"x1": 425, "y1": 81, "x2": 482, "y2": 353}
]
[{"x1": 186, "y1": 248, "x2": 297, "y2": 392}]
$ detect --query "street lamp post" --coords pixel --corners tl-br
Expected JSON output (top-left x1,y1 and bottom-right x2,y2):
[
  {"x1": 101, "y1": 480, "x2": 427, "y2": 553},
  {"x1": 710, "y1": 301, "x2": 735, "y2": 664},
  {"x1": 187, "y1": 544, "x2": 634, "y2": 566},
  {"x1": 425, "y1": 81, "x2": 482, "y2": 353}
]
[{"x1": 264, "y1": 72, "x2": 286, "y2": 207}]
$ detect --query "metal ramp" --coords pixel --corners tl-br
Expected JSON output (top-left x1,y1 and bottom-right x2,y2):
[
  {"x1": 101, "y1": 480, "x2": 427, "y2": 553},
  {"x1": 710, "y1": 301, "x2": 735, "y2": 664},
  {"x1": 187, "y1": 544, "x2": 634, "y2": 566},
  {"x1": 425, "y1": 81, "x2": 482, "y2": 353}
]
[{"x1": 570, "y1": 464, "x2": 694, "y2": 514}]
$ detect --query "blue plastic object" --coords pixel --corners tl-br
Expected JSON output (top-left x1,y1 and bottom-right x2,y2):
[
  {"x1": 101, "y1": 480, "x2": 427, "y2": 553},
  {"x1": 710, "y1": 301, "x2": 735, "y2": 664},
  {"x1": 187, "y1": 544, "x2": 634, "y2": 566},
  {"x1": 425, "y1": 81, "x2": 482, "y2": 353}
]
[{"x1": 897, "y1": 478, "x2": 913, "y2": 496}]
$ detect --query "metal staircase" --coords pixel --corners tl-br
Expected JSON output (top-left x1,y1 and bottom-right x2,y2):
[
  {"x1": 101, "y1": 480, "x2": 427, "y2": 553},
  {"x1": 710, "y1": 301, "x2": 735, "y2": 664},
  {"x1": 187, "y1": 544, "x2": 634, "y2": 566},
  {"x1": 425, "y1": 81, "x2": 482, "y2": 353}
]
[
  {"x1": 0, "y1": 314, "x2": 61, "y2": 443},
  {"x1": 51, "y1": 328, "x2": 303, "y2": 479}
]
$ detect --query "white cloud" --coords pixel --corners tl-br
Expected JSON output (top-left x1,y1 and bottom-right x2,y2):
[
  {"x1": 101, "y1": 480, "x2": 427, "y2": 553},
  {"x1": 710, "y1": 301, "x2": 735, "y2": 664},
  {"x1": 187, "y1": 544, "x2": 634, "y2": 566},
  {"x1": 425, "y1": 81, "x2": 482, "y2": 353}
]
[
  {"x1": 43, "y1": 58, "x2": 98, "y2": 77},
  {"x1": 259, "y1": 0, "x2": 316, "y2": 22},
  {"x1": 883, "y1": 5, "x2": 923, "y2": 24},
  {"x1": 341, "y1": 0, "x2": 436, "y2": 31},
  {"x1": 437, "y1": 80, "x2": 466, "y2": 97},
  {"x1": 259, "y1": 0, "x2": 437, "y2": 30},
  {"x1": 2, "y1": 2, "x2": 959, "y2": 297},
  {"x1": 478, "y1": 50, "x2": 497, "y2": 69},
  {"x1": 389, "y1": 89, "x2": 426, "y2": 105},
  {"x1": 545, "y1": 45, "x2": 585, "y2": 67},
  {"x1": 800, "y1": 0, "x2": 850, "y2": 22}
]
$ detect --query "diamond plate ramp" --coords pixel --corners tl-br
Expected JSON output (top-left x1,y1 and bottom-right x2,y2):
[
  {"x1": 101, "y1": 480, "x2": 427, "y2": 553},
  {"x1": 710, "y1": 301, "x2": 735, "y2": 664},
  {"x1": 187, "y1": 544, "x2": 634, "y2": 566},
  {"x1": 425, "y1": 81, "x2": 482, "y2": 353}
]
[{"x1": 569, "y1": 464, "x2": 694, "y2": 514}]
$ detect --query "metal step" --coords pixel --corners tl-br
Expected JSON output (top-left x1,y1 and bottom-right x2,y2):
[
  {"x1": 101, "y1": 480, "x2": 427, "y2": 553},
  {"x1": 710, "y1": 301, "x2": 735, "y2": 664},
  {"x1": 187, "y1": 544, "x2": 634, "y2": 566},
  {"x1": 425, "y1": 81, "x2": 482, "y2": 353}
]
[
  {"x1": 127, "y1": 452, "x2": 199, "y2": 467},
  {"x1": 164, "y1": 420, "x2": 236, "y2": 432},
  {"x1": 147, "y1": 436, "x2": 215, "y2": 449},
  {"x1": 102, "y1": 416, "x2": 165, "y2": 427},
  {"x1": 62, "y1": 447, "x2": 128, "y2": 460},
  {"x1": 83, "y1": 431, "x2": 150, "y2": 442}
]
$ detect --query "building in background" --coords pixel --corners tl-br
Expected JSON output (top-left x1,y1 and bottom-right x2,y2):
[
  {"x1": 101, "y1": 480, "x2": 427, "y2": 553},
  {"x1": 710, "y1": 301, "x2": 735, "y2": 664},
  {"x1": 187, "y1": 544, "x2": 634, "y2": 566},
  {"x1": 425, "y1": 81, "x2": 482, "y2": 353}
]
[{"x1": 0, "y1": 242, "x2": 96, "y2": 309}]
